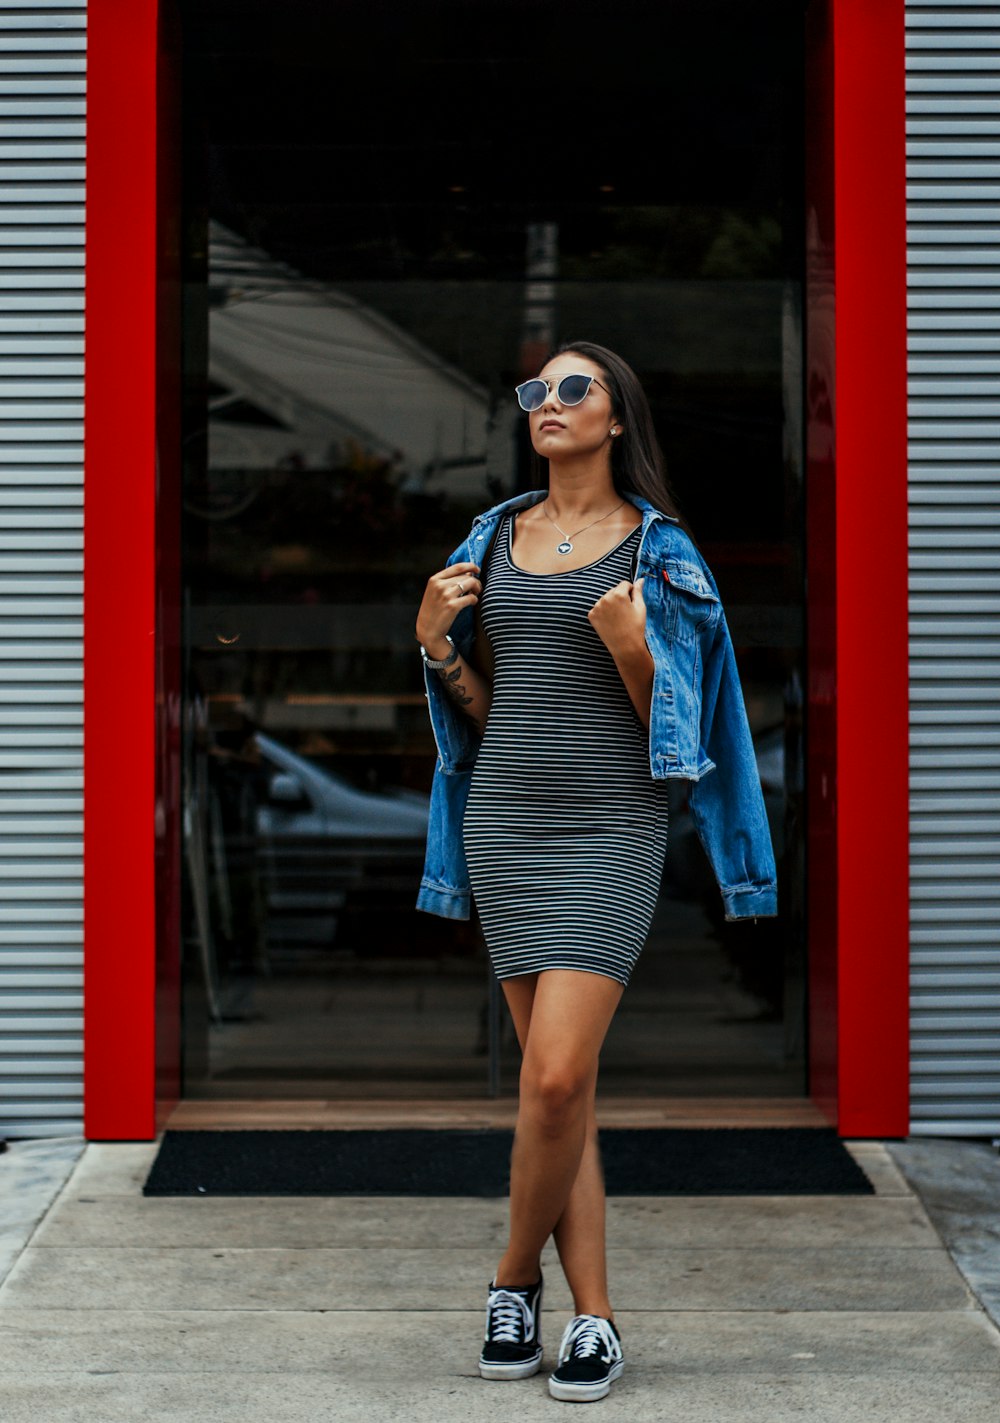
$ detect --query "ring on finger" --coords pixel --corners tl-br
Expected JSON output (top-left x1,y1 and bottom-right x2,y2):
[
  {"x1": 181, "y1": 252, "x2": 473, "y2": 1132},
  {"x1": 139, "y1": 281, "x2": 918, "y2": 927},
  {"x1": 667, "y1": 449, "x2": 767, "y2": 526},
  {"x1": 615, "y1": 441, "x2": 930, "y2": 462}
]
[{"x1": 457, "y1": 581, "x2": 466, "y2": 595}]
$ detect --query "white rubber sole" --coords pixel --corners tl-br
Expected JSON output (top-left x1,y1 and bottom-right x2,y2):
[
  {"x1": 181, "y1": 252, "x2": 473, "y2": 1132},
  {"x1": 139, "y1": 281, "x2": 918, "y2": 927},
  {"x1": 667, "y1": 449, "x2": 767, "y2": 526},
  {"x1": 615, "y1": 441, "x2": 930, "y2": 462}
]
[
  {"x1": 478, "y1": 1350, "x2": 543, "y2": 1380},
  {"x1": 548, "y1": 1359, "x2": 624, "y2": 1402}
]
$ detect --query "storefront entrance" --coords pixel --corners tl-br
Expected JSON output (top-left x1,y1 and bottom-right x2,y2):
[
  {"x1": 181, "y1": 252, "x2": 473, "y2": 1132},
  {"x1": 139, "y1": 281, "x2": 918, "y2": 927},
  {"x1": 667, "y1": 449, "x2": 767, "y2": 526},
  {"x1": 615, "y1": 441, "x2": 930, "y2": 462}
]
[{"x1": 175, "y1": 0, "x2": 808, "y2": 1103}]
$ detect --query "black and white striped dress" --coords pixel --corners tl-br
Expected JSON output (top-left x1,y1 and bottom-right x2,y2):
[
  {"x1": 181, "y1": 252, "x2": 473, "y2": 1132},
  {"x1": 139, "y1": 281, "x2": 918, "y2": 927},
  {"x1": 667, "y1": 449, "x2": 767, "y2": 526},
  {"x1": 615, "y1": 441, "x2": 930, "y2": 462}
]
[{"x1": 462, "y1": 511, "x2": 670, "y2": 988}]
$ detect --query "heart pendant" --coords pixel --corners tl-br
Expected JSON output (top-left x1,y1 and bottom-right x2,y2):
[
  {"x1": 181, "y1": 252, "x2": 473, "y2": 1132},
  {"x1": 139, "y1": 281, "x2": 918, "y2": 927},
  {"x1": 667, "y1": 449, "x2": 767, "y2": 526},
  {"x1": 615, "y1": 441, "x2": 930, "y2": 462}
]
[{"x1": 556, "y1": 541, "x2": 573, "y2": 555}]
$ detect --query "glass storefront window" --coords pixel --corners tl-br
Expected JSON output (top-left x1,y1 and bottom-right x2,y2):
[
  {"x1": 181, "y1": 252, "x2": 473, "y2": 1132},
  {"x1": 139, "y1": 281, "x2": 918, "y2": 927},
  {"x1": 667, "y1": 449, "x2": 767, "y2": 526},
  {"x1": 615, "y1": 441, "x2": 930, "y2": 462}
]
[{"x1": 178, "y1": 0, "x2": 806, "y2": 1100}]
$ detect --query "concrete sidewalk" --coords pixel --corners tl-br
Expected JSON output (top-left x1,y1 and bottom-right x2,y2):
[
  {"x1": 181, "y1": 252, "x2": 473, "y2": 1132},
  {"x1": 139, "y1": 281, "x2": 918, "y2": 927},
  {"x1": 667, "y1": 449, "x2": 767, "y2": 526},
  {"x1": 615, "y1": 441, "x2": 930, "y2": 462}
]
[{"x1": 1, "y1": 1135, "x2": 999, "y2": 1421}]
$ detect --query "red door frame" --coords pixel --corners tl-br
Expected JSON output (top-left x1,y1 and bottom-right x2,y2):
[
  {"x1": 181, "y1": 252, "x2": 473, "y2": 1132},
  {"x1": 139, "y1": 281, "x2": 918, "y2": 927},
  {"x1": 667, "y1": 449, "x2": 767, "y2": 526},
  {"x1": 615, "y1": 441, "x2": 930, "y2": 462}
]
[
  {"x1": 84, "y1": 0, "x2": 181, "y2": 1139},
  {"x1": 804, "y1": 0, "x2": 910, "y2": 1137},
  {"x1": 82, "y1": 0, "x2": 910, "y2": 1138}
]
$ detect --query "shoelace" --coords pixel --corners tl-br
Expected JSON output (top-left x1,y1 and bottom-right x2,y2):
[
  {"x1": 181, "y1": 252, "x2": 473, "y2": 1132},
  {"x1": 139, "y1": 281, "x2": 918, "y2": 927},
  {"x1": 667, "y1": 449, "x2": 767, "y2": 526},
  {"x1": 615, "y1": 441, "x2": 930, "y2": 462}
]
[
  {"x1": 486, "y1": 1287, "x2": 535, "y2": 1344},
  {"x1": 559, "y1": 1314, "x2": 618, "y2": 1364}
]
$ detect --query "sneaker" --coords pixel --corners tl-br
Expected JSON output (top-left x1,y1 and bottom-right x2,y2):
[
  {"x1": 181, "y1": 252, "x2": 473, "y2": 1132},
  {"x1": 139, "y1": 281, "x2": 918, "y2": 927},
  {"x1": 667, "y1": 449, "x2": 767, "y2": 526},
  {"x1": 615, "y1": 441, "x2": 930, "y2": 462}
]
[
  {"x1": 548, "y1": 1314, "x2": 624, "y2": 1402},
  {"x1": 478, "y1": 1274, "x2": 544, "y2": 1380}
]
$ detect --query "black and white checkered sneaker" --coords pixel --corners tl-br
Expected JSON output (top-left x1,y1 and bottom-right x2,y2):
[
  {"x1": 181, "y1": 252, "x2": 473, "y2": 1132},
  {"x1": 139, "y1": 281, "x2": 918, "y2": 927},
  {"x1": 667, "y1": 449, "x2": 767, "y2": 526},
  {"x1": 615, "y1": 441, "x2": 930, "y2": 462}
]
[
  {"x1": 548, "y1": 1313, "x2": 624, "y2": 1402},
  {"x1": 478, "y1": 1273, "x2": 544, "y2": 1379}
]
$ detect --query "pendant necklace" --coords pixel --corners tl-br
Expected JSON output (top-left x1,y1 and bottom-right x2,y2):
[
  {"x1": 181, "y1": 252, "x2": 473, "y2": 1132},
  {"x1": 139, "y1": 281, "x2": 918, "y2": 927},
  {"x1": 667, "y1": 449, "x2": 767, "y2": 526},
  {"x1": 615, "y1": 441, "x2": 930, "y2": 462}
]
[{"x1": 540, "y1": 497, "x2": 627, "y2": 555}]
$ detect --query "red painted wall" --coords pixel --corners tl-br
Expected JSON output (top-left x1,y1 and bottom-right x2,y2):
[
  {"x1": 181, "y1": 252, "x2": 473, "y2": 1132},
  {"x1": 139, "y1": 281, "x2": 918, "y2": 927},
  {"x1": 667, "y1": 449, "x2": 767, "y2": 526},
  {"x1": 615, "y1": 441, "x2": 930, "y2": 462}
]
[
  {"x1": 805, "y1": 0, "x2": 910, "y2": 1136},
  {"x1": 84, "y1": 0, "x2": 165, "y2": 1139},
  {"x1": 832, "y1": 0, "x2": 910, "y2": 1136}
]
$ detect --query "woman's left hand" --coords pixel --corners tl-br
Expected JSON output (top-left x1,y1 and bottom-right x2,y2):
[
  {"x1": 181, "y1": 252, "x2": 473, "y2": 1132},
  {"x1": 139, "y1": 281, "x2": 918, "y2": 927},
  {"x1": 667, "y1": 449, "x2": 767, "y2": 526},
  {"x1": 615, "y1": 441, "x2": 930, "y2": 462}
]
[{"x1": 587, "y1": 577, "x2": 647, "y2": 657}]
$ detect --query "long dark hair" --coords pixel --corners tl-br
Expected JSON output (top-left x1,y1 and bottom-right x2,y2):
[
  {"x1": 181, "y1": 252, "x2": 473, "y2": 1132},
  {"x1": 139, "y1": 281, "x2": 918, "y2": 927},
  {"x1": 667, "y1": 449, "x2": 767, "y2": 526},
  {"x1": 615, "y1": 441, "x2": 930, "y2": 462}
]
[{"x1": 533, "y1": 340, "x2": 700, "y2": 550}]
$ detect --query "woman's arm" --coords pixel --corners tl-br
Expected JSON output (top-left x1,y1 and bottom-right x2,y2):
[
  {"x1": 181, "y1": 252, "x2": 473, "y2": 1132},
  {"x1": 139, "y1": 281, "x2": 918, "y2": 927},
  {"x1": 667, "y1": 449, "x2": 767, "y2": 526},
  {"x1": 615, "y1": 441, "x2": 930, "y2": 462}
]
[
  {"x1": 607, "y1": 639, "x2": 654, "y2": 730},
  {"x1": 415, "y1": 559, "x2": 494, "y2": 735},
  {"x1": 586, "y1": 576, "x2": 653, "y2": 729},
  {"x1": 420, "y1": 631, "x2": 493, "y2": 736}
]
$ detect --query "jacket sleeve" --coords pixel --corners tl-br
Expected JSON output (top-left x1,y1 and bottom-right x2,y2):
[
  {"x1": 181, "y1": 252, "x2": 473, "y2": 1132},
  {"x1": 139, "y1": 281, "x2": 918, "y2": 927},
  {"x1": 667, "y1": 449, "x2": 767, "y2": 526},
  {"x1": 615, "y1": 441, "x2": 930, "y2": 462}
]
[
  {"x1": 415, "y1": 531, "x2": 480, "y2": 918},
  {"x1": 687, "y1": 610, "x2": 778, "y2": 921},
  {"x1": 415, "y1": 758, "x2": 474, "y2": 920},
  {"x1": 420, "y1": 533, "x2": 483, "y2": 773}
]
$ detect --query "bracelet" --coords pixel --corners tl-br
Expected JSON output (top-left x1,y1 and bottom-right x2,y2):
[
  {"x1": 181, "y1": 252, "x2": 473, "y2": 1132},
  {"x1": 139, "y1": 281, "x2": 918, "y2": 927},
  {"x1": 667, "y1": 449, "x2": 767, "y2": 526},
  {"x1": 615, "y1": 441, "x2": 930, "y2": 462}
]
[{"x1": 419, "y1": 635, "x2": 459, "y2": 670}]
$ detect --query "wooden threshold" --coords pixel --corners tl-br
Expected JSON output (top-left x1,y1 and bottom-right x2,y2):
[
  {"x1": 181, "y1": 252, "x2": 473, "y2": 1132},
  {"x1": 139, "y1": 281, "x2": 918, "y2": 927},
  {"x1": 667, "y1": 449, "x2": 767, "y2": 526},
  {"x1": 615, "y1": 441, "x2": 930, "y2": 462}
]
[{"x1": 164, "y1": 1097, "x2": 831, "y2": 1131}]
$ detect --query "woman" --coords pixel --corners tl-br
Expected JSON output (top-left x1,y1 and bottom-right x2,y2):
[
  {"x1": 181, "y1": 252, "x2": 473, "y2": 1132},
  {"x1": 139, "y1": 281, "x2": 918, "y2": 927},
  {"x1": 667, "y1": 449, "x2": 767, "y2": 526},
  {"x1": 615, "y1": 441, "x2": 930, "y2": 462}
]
[{"x1": 414, "y1": 341, "x2": 777, "y2": 1403}]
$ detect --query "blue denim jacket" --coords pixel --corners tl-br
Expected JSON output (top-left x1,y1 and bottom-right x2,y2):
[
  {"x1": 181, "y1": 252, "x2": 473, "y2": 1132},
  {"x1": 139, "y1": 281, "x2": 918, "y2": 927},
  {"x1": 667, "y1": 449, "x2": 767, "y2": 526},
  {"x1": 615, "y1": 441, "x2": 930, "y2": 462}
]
[{"x1": 416, "y1": 488, "x2": 778, "y2": 924}]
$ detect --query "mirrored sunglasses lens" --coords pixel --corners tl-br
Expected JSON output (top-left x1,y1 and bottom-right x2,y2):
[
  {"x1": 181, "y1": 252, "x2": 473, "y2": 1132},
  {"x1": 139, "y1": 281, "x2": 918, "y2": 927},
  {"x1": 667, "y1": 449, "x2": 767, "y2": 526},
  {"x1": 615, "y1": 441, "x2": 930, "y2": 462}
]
[
  {"x1": 517, "y1": 379, "x2": 547, "y2": 411},
  {"x1": 557, "y1": 374, "x2": 593, "y2": 405}
]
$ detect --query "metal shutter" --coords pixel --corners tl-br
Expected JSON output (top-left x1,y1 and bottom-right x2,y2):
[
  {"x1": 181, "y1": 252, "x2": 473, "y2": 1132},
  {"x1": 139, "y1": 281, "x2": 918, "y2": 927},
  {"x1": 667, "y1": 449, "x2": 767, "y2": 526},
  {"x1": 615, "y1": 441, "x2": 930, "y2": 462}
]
[
  {"x1": 0, "y1": 0, "x2": 85, "y2": 1138},
  {"x1": 907, "y1": 0, "x2": 1000, "y2": 1136}
]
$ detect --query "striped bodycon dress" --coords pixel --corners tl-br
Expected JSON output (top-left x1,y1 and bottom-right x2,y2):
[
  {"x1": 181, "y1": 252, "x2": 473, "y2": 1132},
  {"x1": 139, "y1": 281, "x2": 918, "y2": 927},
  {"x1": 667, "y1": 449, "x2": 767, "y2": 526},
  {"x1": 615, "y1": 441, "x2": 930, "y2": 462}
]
[{"x1": 462, "y1": 510, "x2": 670, "y2": 987}]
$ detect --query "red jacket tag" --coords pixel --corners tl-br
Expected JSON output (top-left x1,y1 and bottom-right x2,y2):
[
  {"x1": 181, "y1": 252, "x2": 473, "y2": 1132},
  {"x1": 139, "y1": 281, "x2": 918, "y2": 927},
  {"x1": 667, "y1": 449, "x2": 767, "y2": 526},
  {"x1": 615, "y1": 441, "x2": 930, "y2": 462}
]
[{"x1": 662, "y1": 569, "x2": 670, "y2": 584}]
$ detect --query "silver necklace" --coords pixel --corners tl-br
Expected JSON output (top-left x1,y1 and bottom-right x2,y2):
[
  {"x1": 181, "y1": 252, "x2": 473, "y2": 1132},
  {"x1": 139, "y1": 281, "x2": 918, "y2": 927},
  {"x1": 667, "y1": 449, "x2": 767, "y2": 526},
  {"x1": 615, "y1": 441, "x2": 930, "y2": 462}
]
[{"x1": 540, "y1": 498, "x2": 626, "y2": 555}]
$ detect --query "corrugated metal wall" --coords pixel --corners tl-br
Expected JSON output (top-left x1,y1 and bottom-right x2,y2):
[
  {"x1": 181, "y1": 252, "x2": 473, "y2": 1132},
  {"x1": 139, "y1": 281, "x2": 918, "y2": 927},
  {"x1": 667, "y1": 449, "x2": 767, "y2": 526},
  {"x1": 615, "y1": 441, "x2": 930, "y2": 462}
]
[
  {"x1": 906, "y1": 0, "x2": 1000, "y2": 1136},
  {"x1": 0, "y1": 0, "x2": 85, "y2": 1138}
]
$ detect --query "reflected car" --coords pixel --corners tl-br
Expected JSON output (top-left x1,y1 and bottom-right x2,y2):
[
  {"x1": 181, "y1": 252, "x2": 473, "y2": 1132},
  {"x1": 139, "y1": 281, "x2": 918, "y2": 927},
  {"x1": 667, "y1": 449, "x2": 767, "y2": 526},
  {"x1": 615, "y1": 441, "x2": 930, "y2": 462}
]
[{"x1": 252, "y1": 733, "x2": 430, "y2": 951}]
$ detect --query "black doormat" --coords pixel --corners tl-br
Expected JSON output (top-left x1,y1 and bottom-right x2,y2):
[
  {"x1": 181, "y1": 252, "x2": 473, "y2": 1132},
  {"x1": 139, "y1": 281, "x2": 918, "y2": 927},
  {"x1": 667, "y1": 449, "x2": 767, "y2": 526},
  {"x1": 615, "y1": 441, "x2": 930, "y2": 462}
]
[{"x1": 142, "y1": 1127, "x2": 874, "y2": 1197}]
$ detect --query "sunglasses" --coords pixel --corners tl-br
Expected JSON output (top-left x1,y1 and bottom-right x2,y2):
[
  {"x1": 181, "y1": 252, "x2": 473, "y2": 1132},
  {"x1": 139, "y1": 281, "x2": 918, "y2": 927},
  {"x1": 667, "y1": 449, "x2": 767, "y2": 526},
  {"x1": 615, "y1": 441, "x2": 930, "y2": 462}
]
[{"x1": 514, "y1": 372, "x2": 611, "y2": 412}]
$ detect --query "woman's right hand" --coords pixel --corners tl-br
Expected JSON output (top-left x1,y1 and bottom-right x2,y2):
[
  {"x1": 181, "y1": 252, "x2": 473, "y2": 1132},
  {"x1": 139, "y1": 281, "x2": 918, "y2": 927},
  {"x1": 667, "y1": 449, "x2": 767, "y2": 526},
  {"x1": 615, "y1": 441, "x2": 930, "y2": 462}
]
[{"x1": 415, "y1": 561, "x2": 481, "y2": 651}]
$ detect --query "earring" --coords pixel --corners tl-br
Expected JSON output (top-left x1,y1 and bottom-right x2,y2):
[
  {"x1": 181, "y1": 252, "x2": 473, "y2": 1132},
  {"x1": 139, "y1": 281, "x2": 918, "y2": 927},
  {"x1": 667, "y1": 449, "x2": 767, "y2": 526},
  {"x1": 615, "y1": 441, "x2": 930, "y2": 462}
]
[{"x1": 610, "y1": 427, "x2": 618, "y2": 436}]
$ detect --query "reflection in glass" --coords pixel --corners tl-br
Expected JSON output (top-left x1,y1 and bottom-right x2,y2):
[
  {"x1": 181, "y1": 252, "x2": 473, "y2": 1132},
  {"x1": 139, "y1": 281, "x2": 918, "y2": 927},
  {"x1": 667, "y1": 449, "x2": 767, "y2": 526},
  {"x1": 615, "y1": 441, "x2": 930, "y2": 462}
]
[{"x1": 178, "y1": 0, "x2": 806, "y2": 1101}]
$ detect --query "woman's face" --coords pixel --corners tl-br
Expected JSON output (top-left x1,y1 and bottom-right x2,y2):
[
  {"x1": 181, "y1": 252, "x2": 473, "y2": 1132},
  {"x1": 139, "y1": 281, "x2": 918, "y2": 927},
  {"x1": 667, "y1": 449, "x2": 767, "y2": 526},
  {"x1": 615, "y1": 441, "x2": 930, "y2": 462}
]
[{"x1": 528, "y1": 353, "x2": 619, "y2": 462}]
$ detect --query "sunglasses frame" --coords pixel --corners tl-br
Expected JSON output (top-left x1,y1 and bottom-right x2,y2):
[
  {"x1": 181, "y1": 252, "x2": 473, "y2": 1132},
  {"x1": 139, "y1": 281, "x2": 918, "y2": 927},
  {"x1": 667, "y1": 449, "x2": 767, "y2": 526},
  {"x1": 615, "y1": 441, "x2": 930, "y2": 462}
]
[{"x1": 514, "y1": 372, "x2": 612, "y2": 412}]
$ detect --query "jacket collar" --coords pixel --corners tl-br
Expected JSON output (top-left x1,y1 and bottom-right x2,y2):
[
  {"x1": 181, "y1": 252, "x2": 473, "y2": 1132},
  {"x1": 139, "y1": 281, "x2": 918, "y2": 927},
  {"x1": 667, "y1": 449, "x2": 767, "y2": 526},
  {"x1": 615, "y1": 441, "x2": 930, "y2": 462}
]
[{"x1": 471, "y1": 487, "x2": 679, "y2": 530}]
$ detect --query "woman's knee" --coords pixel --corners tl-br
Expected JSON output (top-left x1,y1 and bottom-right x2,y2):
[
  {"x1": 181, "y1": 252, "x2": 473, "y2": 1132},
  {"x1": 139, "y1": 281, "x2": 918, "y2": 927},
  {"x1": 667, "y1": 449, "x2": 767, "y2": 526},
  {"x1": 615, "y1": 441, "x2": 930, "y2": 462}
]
[{"x1": 520, "y1": 1058, "x2": 593, "y2": 1131}]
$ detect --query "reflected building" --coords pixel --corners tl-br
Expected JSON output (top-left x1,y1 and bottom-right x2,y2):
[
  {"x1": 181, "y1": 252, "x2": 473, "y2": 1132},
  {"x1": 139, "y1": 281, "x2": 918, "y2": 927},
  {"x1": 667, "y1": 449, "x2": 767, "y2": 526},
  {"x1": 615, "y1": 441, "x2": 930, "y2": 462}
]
[{"x1": 176, "y1": 0, "x2": 805, "y2": 1105}]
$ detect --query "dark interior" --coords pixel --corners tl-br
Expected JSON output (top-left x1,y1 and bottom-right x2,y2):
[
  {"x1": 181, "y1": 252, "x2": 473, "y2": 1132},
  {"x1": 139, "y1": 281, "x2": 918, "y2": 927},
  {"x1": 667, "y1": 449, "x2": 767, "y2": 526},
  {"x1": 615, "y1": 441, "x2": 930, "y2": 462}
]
[{"x1": 177, "y1": 0, "x2": 808, "y2": 1101}]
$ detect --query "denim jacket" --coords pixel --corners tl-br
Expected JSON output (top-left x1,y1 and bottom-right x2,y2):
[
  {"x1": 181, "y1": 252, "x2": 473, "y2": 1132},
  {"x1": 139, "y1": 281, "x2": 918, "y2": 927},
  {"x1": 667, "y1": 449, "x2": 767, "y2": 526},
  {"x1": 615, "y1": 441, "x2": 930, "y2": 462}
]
[{"x1": 416, "y1": 488, "x2": 778, "y2": 924}]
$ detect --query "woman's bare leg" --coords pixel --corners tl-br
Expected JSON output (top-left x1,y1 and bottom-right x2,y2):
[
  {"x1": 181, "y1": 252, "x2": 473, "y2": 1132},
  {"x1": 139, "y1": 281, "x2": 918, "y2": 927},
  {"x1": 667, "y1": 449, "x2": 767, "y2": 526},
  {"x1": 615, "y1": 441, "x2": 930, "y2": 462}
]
[
  {"x1": 552, "y1": 1098, "x2": 613, "y2": 1318},
  {"x1": 493, "y1": 970, "x2": 622, "y2": 1317}
]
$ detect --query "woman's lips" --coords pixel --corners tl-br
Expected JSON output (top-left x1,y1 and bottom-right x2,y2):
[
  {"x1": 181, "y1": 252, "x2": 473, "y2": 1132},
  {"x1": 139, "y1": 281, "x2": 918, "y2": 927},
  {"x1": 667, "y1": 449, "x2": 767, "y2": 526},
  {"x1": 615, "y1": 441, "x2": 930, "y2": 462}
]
[{"x1": 539, "y1": 420, "x2": 564, "y2": 430}]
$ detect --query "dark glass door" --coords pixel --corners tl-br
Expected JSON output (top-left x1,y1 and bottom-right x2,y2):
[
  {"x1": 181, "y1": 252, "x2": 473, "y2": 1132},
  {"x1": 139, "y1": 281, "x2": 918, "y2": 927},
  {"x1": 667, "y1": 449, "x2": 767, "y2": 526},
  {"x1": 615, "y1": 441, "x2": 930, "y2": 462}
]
[{"x1": 178, "y1": 0, "x2": 807, "y2": 1100}]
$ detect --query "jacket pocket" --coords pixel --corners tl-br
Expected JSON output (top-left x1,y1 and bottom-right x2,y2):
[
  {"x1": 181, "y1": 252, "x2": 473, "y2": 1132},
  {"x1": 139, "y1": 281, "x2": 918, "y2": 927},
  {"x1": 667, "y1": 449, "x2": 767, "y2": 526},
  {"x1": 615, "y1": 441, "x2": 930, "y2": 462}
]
[{"x1": 661, "y1": 559, "x2": 720, "y2": 642}]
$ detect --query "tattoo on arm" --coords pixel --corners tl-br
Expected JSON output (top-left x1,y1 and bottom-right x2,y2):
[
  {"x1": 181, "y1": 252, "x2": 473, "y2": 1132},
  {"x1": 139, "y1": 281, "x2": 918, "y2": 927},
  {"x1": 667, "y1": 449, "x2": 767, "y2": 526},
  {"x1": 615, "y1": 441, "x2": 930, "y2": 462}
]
[
  {"x1": 439, "y1": 664, "x2": 472, "y2": 706},
  {"x1": 437, "y1": 662, "x2": 485, "y2": 734}
]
